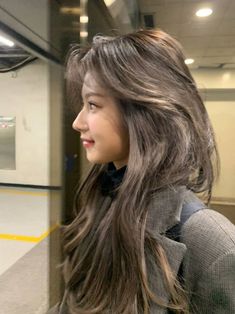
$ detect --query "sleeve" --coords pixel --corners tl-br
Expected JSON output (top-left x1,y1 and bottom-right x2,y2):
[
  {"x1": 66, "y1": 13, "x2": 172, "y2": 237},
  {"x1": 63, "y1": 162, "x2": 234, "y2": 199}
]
[{"x1": 189, "y1": 250, "x2": 235, "y2": 313}]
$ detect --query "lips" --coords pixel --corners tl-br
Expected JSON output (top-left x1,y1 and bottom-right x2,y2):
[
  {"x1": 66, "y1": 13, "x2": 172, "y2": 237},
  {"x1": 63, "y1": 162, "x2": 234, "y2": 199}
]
[{"x1": 81, "y1": 137, "x2": 95, "y2": 148}]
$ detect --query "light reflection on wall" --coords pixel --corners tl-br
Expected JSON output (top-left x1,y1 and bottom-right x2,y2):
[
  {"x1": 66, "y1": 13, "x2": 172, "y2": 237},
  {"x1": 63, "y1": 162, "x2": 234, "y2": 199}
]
[{"x1": 0, "y1": 116, "x2": 16, "y2": 170}]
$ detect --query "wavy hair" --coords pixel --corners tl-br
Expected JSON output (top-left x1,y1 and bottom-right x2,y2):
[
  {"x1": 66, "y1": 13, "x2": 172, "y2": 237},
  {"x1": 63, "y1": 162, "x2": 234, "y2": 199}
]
[{"x1": 63, "y1": 29, "x2": 219, "y2": 313}]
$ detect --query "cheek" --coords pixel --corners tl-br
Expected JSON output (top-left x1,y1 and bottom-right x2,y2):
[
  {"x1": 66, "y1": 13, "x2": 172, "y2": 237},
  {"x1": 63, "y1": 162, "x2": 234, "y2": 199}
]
[
  {"x1": 87, "y1": 116, "x2": 99, "y2": 133},
  {"x1": 88, "y1": 115, "x2": 115, "y2": 137},
  {"x1": 88, "y1": 113, "x2": 128, "y2": 150},
  {"x1": 109, "y1": 123, "x2": 129, "y2": 154}
]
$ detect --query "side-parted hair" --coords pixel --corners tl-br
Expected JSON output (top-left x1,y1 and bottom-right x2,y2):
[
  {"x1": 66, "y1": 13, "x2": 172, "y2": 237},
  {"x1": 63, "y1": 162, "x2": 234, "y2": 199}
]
[{"x1": 63, "y1": 29, "x2": 219, "y2": 313}]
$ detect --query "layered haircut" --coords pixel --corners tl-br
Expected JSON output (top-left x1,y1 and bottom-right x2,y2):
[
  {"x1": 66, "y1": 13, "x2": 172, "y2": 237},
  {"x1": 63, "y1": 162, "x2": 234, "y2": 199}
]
[{"x1": 63, "y1": 29, "x2": 219, "y2": 313}]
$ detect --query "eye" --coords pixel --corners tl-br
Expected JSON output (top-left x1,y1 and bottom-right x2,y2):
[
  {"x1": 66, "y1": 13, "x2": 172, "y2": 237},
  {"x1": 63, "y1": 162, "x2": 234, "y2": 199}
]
[{"x1": 88, "y1": 102, "x2": 97, "y2": 110}]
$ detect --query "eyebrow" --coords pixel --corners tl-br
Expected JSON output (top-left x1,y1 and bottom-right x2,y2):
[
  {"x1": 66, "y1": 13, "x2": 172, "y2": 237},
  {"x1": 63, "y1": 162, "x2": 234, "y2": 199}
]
[{"x1": 83, "y1": 92, "x2": 105, "y2": 99}]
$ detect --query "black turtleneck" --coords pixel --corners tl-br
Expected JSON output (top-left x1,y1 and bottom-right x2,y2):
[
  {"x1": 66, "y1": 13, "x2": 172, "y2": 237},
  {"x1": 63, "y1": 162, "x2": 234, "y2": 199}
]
[{"x1": 100, "y1": 163, "x2": 127, "y2": 197}]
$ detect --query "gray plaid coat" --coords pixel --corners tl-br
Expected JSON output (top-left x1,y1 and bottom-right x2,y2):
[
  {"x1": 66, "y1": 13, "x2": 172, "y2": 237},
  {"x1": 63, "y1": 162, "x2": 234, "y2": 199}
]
[{"x1": 48, "y1": 187, "x2": 235, "y2": 313}]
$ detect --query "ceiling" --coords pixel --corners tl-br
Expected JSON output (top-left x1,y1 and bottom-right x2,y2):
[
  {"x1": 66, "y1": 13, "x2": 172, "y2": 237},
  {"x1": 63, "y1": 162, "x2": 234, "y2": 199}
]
[
  {"x1": 138, "y1": 0, "x2": 235, "y2": 69},
  {"x1": 0, "y1": 0, "x2": 235, "y2": 71},
  {"x1": 0, "y1": 43, "x2": 35, "y2": 72}
]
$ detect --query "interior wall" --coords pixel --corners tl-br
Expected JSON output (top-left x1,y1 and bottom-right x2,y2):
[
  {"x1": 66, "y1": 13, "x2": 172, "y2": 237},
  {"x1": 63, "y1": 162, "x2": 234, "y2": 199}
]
[
  {"x1": 0, "y1": 59, "x2": 50, "y2": 185},
  {"x1": 192, "y1": 68, "x2": 235, "y2": 202},
  {"x1": 192, "y1": 68, "x2": 235, "y2": 89},
  {"x1": 205, "y1": 100, "x2": 235, "y2": 200}
]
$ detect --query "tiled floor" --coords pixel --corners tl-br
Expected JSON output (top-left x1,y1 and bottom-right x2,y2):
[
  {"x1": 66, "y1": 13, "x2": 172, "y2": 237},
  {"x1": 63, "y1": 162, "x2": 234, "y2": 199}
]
[
  {"x1": 0, "y1": 186, "x2": 62, "y2": 314},
  {"x1": 0, "y1": 187, "x2": 49, "y2": 275},
  {"x1": 0, "y1": 239, "x2": 35, "y2": 275},
  {"x1": 0, "y1": 237, "x2": 49, "y2": 314}
]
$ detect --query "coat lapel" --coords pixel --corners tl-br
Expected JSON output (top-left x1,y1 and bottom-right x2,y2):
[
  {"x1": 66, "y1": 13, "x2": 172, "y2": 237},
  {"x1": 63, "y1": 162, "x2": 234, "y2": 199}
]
[{"x1": 146, "y1": 186, "x2": 188, "y2": 311}]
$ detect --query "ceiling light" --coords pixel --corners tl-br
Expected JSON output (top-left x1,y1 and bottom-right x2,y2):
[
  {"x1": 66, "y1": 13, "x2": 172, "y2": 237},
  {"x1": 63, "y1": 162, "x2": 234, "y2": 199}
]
[
  {"x1": 104, "y1": 0, "x2": 116, "y2": 6},
  {"x1": 222, "y1": 73, "x2": 231, "y2": 81},
  {"x1": 0, "y1": 35, "x2": 14, "y2": 47},
  {"x1": 185, "y1": 58, "x2": 195, "y2": 65},
  {"x1": 196, "y1": 8, "x2": 213, "y2": 17},
  {"x1": 80, "y1": 31, "x2": 88, "y2": 38},
  {"x1": 80, "y1": 15, "x2": 88, "y2": 23}
]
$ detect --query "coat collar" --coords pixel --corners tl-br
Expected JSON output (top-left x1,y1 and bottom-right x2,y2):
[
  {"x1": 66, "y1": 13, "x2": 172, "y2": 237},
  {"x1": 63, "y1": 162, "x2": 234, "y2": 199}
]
[
  {"x1": 103, "y1": 186, "x2": 188, "y2": 280},
  {"x1": 147, "y1": 185, "x2": 187, "y2": 235}
]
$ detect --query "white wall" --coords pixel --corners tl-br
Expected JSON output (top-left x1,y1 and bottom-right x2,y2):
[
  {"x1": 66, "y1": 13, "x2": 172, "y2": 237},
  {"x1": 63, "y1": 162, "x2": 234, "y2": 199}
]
[
  {"x1": 192, "y1": 68, "x2": 235, "y2": 89},
  {"x1": 192, "y1": 68, "x2": 235, "y2": 201},
  {"x1": 0, "y1": 59, "x2": 50, "y2": 185},
  {"x1": 206, "y1": 101, "x2": 235, "y2": 200}
]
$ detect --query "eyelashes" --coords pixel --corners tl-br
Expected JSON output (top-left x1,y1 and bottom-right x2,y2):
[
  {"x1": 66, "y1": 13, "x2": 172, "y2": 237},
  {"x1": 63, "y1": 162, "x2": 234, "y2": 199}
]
[
  {"x1": 80, "y1": 100, "x2": 101, "y2": 112},
  {"x1": 88, "y1": 102, "x2": 97, "y2": 110}
]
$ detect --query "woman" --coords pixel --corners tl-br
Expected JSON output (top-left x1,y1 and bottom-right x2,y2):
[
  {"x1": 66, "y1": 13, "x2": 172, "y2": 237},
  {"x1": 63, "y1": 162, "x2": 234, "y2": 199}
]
[{"x1": 49, "y1": 29, "x2": 235, "y2": 313}]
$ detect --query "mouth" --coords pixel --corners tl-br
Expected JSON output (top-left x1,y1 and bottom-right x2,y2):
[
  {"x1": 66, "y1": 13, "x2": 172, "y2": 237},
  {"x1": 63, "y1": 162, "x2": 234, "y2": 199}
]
[{"x1": 81, "y1": 138, "x2": 95, "y2": 148}]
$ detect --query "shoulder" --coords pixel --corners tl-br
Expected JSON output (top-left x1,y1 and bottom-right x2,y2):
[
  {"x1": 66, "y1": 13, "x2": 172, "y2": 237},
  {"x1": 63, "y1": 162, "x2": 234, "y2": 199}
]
[
  {"x1": 181, "y1": 208, "x2": 235, "y2": 282},
  {"x1": 181, "y1": 209, "x2": 235, "y2": 312},
  {"x1": 182, "y1": 208, "x2": 235, "y2": 253}
]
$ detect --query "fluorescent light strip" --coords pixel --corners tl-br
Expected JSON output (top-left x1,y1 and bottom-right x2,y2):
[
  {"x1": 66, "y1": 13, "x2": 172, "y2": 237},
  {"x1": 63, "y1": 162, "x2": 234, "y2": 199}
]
[{"x1": 0, "y1": 35, "x2": 14, "y2": 47}]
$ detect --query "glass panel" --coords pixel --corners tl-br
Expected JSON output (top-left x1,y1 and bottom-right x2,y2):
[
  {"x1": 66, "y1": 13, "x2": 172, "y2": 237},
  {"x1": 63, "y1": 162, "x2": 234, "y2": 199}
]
[
  {"x1": 0, "y1": 116, "x2": 16, "y2": 169},
  {"x1": 103, "y1": 0, "x2": 140, "y2": 33}
]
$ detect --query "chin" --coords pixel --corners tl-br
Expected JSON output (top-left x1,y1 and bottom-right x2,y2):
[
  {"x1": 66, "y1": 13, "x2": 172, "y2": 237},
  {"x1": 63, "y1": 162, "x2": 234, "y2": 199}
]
[{"x1": 87, "y1": 156, "x2": 108, "y2": 165}]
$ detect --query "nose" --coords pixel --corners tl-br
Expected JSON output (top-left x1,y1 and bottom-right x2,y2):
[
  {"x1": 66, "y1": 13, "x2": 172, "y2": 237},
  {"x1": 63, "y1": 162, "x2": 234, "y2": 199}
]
[{"x1": 72, "y1": 109, "x2": 88, "y2": 132}]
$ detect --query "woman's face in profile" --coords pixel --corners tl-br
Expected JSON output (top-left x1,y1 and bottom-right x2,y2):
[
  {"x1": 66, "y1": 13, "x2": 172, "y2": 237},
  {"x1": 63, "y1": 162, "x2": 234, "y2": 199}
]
[{"x1": 72, "y1": 72, "x2": 129, "y2": 169}]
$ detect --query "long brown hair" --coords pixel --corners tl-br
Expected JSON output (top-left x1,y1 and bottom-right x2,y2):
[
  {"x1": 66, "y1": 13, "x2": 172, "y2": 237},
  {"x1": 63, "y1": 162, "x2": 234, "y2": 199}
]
[{"x1": 63, "y1": 29, "x2": 219, "y2": 313}]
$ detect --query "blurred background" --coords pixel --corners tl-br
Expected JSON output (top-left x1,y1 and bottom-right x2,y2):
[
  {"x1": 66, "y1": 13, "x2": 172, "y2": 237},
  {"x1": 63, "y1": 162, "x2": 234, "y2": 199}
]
[{"x1": 0, "y1": 0, "x2": 234, "y2": 313}]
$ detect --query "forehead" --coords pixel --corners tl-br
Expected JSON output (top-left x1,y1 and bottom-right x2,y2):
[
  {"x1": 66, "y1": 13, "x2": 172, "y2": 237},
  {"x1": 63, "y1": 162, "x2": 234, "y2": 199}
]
[
  {"x1": 82, "y1": 72, "x2": 103, "y2": 94},
  {"x1": 81, "y1": 72, "x2": 120, "y2": 104}
]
